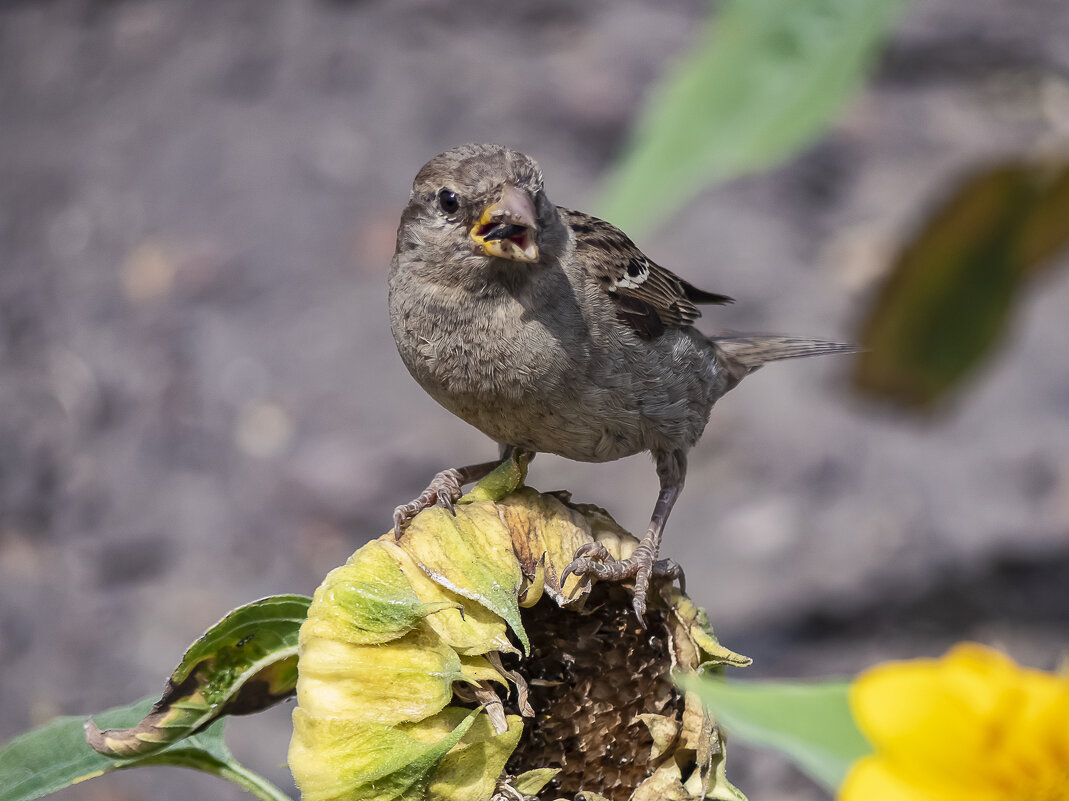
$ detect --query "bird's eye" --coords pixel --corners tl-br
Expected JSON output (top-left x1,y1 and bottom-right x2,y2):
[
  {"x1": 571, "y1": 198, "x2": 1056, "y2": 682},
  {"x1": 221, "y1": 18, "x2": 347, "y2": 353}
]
[{"x1": 437, "y1": 189, "x2": 460, "y2": 214}]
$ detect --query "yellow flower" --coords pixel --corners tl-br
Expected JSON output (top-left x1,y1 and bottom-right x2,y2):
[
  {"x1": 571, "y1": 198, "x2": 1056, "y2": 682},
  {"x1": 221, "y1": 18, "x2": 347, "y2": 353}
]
[
  {"x1": 288, "y1": 453, "x2": 751, "y2": 801},
  {"x1": 841, "y1": 643, "x2": 1069, "y2": 801}
]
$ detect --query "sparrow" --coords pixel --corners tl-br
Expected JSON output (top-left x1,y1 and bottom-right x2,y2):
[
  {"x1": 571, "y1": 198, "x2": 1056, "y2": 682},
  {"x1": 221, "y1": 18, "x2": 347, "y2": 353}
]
[{"x1": 388, "y1": 143, "x2": 851, "y2": 622}]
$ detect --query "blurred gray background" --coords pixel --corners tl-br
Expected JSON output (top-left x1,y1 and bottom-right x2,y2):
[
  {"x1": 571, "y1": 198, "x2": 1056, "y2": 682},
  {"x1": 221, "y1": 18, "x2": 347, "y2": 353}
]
[{"x1": 1, "y1": 1, "x2": 1067, "y2": 799}]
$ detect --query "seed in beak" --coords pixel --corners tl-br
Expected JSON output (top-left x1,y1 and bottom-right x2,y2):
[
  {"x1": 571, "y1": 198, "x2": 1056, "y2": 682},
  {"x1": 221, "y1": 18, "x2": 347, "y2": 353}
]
[{"x1": 480, "y1": 223, "x2": 529, "y2": 242}]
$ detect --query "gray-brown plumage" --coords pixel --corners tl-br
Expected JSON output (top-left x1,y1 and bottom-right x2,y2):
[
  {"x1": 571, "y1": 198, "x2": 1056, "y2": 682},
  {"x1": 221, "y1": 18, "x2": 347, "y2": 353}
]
[{"x1": 388, "y1": 143, "x2": 851, "y2": 621}]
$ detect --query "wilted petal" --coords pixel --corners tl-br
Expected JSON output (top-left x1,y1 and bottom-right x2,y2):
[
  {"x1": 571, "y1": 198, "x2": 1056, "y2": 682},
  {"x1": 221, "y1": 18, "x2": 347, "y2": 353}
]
[
  {"x1": 458, "y1": 655, "x2": 509, "y2": 689},
  {"x1": 635, "y1": 713, "x2": 680, "y2": 761},
  {"x1": 497, "y1": 489, "x2": 595, "y2": 604},
  {"x1": 666, "y1": 589, "x2": 752, "y2": 668},
  {"x1": 402, "y1": 503, "x2": 528, "y2": 653},
  {"x1": 297, "y1": 627, "x2": 463, "y2": 724},
  {"x1": 422, "y1": 708, "x2": 523, "y2": 801},
  {"x1": 509, "y1": 767, "x2": 561, "y2": 796},
  {"x1": 301, "y1": 542, "x2": 455, "y2": 647},
  {"x1": 381, "y1": 539, "x2": 516, "y2": 656},
  {"x1": 631, "y1": 762, "x2": 697, "y2": 801},
  {"x1": 707, "y1": 741, "x2": 748, "y2": 801},
  {"x1": 289, "y1": 706, "x2": 479, "y2": 801}
]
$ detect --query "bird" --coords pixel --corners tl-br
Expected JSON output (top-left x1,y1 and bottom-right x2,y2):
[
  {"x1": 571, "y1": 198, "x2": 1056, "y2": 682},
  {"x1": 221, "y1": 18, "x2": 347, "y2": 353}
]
[{"x1": 388, "y1": 143, "x2": 852, "y2": 622}]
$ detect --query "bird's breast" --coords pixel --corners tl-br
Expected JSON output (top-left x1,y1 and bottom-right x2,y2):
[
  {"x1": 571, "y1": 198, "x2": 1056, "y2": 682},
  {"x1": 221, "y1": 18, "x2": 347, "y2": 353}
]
[
  {"x1": 389, "y1": 271, "x2": 575, "y2": 403},
  {"x1": 388, "y1": 265, "x2": 720, "y2": 461}
]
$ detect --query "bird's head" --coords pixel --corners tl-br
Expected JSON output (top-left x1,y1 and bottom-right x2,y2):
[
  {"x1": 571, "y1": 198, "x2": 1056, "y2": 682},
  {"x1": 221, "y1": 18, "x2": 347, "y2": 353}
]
[{"x1": 397, "y1": 144, "x2": 564, "y2": 277}]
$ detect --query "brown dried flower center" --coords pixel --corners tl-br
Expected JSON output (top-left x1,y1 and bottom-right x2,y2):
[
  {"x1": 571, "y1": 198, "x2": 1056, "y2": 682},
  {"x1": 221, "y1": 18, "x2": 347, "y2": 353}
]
[{"x1": 503, "y1": 584, "x2": 684, "y2": 801}]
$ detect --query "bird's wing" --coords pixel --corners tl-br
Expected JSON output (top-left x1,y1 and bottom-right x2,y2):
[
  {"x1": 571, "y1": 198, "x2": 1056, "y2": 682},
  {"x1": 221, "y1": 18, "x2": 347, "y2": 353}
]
[{"x1": 561, "y1": 208, "x2": 732, "y2": 339}]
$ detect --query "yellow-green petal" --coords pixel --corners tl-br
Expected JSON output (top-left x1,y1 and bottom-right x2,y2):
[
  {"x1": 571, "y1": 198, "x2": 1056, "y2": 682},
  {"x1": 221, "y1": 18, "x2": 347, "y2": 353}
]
[
  {"x1": 573, "y1": 502, "x2": 637, "y2": 561},
  {"x1": 380, "y1": 539, "x2": 516, "y2": 657},
  {"x1": 458, "y1": 450, "x2": 531, "y2": 504},
  {"x1": 458, "y1": 655, "x2": 508, "y2": 688},
  {"x1": 401, "y1": 503, "x2": 528, "y2": 653},
  {"x1": 425, "y1": 709, "x2": 523, "y2": 801},
  {"x1": 298, "y1": 627, "x2": 462, "y2": 725},
  {"x1": 302, "y1": 542, "x2": 455, "y2": 646},
  {"x1": 289, "y1": 706, "x2": 479, "y2": 801},
  {"x1": 510, "y1": 768, "x2": 561, "y2": 796},
  {"x1": 667, "y1": 590, "x2": 752, "y2": 668},
  {"x1": 707, "y1": 738, "x2": 748, "y2": 801},
  {"x1": 517, "y1": 554, "x2": 546, "y2": 608}
]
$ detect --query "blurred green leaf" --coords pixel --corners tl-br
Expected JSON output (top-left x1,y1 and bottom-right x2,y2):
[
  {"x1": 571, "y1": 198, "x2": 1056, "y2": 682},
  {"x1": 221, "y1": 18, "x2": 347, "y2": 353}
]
[
  {"x1": 681, "y1": 674, "x2": 870, "y2": 792},
  {"x1": 85, "y1": 594, "x2": 310, "y2": 759},
  {"x1": 599, "y1": 0, "x2": 905, "y2": 234},
  {"x1": 0, "y1": 698, "x2": 291, "y2": 801},
  {"x1": 854, "y1": 159, "x2": 1069, "y2": 408}
]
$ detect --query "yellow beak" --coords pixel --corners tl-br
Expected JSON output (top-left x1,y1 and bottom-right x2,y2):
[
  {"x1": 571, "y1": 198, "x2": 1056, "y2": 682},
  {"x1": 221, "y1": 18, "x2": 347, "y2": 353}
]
[{"x1": 469, "y1": 185, "x2": 539, "y2": 262}]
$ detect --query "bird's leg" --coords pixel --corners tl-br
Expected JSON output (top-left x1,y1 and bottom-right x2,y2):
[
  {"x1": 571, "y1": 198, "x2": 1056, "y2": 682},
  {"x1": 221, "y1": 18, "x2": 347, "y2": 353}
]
[
  {"x1": 393, "y1": 458, "x2": 504, "y2": 537},
  {"x1": 562, "y1": 451, "x2": 686, "y2": 624}
]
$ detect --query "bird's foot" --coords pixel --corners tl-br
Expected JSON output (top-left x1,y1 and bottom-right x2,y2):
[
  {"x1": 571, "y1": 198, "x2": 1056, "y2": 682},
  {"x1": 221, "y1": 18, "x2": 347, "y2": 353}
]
[
  {"x1": 393, "y1": 467, "x2": 465, "y2": 537},
  {"x1": 561, "y1": 541, "x2": 682, "y2": 626}
]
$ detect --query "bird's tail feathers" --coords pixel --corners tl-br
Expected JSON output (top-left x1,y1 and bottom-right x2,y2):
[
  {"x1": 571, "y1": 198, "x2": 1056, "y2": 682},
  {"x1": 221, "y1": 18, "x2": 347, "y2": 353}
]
[{"x1": 712, "y1": 333, "x2": 857, "y2": 376}]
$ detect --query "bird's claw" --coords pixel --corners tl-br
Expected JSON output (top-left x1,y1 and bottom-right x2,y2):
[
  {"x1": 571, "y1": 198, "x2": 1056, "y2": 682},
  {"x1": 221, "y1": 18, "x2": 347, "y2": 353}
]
[
  {"x1": 572, "y1": 541, "x2": 610, "y2": 562},
  {"x1": 561, "y1": 542, "x2": 684, "y2": 626},
  {"x1": 436, "y1": 492, "x2": 457, "y2": 515},
  {"x1": 393, "y1": 468, "x2": 465, "y2": 538},
  {"x1": 558, "y1": 542, "x2": 612, "y2": 587},
  {"x1": 562, "y1": 542, "x2": 681, "y2": 627},
  {"x1": 653, "y1": 557, "x2": 685, "y2": 595}
]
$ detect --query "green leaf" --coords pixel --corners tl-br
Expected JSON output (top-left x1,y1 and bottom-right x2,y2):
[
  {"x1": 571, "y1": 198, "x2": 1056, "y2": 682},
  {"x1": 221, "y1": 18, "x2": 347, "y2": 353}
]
[
  {"x1": 0, "y1": 698, "x2": 291, "y2": 801},
  {"x1": 681, "y1": 675, "x2": 871, "y2": 792},
  {"x1": 0, "y1": 595, "x2": 310, "y2": 800},
  {"x1": 86, "y1": 594, "x2": 310, "y2": 759},
  {"x1": 854, "y1": 159, "x2": 1069, "y2": 408},
  {"x1": 598, "y1": 0, "x2": 906, "y2": 235}
]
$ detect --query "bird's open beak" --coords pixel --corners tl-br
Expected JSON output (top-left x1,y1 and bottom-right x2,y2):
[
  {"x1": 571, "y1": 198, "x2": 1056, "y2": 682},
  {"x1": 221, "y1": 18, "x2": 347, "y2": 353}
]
[{"x1": 470, "y1": 185, "x2": 539, "y2": 262}]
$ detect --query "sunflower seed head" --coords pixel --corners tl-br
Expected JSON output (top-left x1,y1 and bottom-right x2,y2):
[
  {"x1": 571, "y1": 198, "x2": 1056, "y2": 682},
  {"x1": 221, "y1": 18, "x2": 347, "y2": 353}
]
[{"x1": 504, "y1": 583, "x2": 680, "y2": 800}]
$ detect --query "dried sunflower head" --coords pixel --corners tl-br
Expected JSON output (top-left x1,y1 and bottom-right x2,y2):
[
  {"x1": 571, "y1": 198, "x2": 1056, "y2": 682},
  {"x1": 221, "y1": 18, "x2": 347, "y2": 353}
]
[{"x1": 288, "y1": 454, "x2": 750, "y2": 801}]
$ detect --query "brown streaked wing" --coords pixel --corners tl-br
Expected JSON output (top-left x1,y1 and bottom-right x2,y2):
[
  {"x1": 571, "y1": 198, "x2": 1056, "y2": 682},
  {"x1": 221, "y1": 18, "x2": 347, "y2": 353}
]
[{"x1": 562, "y1": 208, "x2": 732, "y2": 338}]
